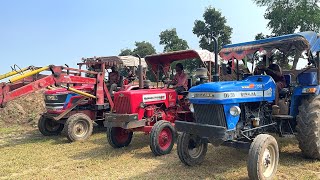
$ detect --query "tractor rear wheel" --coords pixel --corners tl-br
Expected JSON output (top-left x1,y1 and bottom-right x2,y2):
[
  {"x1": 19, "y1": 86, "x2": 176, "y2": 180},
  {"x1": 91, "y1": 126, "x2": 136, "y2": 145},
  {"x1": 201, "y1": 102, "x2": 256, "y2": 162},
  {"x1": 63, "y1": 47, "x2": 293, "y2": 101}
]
[
  {"x1": 177, "y1": 132, "x2": 207, "y2": 166},
  {"x1": 247, "y1": 134, "x2": 279, "y2": 180},
  {"x1": 38, "y1": 115, "x2": 64, "y2": 136},
  {"x1": 64, "y1": 113, "x2": 93, "y2": 142},
  {"x1": 150, "y1": 120, "x2": 175, "y2": 156},
  {"x1": 296, "y1": 95, "x2": 320, "y2": 159},
  {"x1": 107, "y1": 127, "x2": 133, "y2": 148}
]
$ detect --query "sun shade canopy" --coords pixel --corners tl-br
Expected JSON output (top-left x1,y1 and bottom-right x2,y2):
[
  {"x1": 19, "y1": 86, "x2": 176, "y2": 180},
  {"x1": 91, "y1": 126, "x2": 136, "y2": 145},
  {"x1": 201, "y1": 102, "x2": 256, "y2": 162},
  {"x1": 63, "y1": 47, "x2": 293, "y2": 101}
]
[
  {"x1": 220, "y1": 31, "x2": 320, "y2": 60},
  {"x1": 145, "y1": 50, "x2": 216, "y2": 75},
  {"x1": 80, "y1": 55, "x2": 147, "y2": 68}
]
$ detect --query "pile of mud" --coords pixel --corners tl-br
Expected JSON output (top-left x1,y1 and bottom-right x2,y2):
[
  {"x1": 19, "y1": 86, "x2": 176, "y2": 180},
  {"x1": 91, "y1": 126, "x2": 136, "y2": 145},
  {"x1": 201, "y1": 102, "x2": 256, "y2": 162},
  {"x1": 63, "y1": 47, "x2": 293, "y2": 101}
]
[{"x1": 0, "y1": 90, "x2": 46, "y2": 126}]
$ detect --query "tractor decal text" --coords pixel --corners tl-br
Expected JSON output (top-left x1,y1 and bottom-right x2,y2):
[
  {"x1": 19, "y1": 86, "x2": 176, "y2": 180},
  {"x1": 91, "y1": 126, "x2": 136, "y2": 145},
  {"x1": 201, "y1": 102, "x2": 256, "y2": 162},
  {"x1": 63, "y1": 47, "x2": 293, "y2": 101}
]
[
  {"x1": 189, "y1": 89, "x2": 272, "y2": 100},
  {"x1": 143, "y1": 93, "x2": 166, "y2": 102}
]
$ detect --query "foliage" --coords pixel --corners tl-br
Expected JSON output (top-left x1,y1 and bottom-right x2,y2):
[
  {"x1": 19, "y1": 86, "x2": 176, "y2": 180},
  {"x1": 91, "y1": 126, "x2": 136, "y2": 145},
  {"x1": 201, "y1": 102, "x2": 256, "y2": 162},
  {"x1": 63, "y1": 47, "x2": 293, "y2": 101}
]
[
  {"x1": 132, "y1": 41, "x2": 156, "y2": 58},
  {"x1": 159, "y1": 28, "x2": 201, "y2": 76},
  {"x1": 159, "y1": 28, "x2": 189, "y2": 52},
  {"x1": 254, "y1": 0, "x2": 320, "y2": 35},
  {"x1": 193, "y1": 6, "x2": 233, "y2": 51},
  {"x1": 253, "y1": 0, "x2": 320, "y2": 69},
  {"x1": 119, "y1": 49, "x2": 133, "y2": 56}
]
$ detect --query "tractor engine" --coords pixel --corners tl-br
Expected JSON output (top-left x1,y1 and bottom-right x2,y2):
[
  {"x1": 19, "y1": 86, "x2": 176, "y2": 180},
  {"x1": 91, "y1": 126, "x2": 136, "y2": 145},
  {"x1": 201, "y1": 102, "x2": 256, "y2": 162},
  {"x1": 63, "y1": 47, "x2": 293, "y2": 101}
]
[
  {"x1": 240, "y1": 102, "x2": 271, "y2": 135},
  {"x1": 144, "y1": 105, "x2": 167, "y2": 125}
]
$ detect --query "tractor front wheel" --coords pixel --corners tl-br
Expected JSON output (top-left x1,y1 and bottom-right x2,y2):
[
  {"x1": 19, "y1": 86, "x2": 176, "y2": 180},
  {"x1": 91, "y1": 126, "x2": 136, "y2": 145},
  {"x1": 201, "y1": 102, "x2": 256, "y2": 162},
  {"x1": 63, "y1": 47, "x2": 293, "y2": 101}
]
[
  {"x1": 64, "y1": 113, "x2": 93, "y2": 142},
  {"x1": 38, "y1": 115, "x2": 64, "y2": 136},
  {"x1": 177, "y1": 132, "x2": 208, "y2": 166},
  {"x1": 150, "y1": 120, "x2": 175, "y2": 156},
  {"x1": 247, "y1": 134, "x2": 279, "y2": 180},
  {"x1": 296, "y1": 95, "x2": 320, "y2": 159},
  {"x1": 107, "y1": 127, "x2": 133, "y2": 148}
]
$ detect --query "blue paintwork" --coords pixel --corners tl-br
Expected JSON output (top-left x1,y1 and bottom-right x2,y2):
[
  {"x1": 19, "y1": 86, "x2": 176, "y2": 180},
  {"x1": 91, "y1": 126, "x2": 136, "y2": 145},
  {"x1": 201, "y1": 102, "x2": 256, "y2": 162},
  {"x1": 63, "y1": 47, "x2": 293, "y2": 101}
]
[
  {"x1": 223, "y1": 104, "x2": 240, "y2": 130},
  {"x1": 289, "y1": 85, "x2": 320, "y2": 116},
  {"x1": 63, "y1": 93, "x2": 78, "y2": 108},
  {"x1": 189, "y1": 75, "x2": 276, "y2": 105}
]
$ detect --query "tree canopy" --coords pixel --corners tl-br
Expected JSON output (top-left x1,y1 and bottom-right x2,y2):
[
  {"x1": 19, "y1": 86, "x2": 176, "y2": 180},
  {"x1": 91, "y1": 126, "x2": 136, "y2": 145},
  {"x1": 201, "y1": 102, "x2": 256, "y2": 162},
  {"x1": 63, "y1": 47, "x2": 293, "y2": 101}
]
[
  {"x1": 119, "y1": 49, "x2": 133, "y2": 56},
  {"x1": 253, "y1": 0, "x2": 320, "y2": 69},
  {"x1": 193, "y1": 6, "x2": 233, "y2": 51},
  {"x1": 159, "y1": 28, "x2": 189, "y2": 52},
  {"x1": 254, "y1": 0, "x2": 320, "y2": 35}
]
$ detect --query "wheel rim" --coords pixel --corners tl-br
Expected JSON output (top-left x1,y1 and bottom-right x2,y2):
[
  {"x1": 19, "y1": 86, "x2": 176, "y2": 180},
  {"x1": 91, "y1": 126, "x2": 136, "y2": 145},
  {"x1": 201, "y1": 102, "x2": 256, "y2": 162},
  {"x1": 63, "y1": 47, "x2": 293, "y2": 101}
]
[
  {"x1": 188, "y1": 136, "x2": 204, "y2": 158},
  {"x1": 262, "y1": 144, "x2": 277, "y2": 177},
  {"x1": 73, "y1": 120, "x2": 89, "y2": 137},
  {"x1": 158, "y1": 127, "x2": 173, "y2": 151},
  {"x1": 45, "y1": 119, "x2": 60, "y2": 132},
  {"x1": 114, "y1": 127, "x2": 130, "y2": 144}
]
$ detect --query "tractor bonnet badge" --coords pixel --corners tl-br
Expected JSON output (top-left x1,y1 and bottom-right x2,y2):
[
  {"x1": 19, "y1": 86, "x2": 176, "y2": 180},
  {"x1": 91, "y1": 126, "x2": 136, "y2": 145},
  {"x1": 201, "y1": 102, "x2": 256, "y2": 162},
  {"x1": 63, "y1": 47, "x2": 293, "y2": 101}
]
[{"x1": 119, "y1": 93, "x2": 124, "y2": 97}]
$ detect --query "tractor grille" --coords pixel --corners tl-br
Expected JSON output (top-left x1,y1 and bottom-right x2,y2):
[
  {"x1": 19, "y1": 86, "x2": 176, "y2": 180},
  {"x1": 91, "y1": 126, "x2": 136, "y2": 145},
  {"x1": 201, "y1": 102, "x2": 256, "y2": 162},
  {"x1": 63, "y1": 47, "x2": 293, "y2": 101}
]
[
  {"x1": 193, "y1": 104, "x2": 226, "y2": 127},
  {"x1": 44, "y1": 94, "x2": 67, "y2": 109},
  {"x1": 114, "y1": 96, "x2": 131, "y2": 114}
]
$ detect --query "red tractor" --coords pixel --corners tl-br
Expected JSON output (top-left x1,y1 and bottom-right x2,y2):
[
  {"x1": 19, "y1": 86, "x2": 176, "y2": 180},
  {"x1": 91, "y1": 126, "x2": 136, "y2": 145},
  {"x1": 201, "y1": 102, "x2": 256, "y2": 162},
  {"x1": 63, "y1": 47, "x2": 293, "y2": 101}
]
[
  {"x1": 104, "y1": 50, "x2": 215, "y2": 155},
  {"x1": 0, "y1": 56, "x2": 147, "y2": 142}
]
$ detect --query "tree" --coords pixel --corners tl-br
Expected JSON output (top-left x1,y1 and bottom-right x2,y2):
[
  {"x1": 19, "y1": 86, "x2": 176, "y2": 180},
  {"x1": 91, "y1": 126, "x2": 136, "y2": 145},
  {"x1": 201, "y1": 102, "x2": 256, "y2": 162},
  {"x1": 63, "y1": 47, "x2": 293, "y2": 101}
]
[
  {"x1": 159, "y1": 28, "x2": 199, "y2": 75},
  {"x1": 193, "y1": 6, "x2": 233, "y2": 51},
  {"x1": 159, "y1": 28, "x2": 189, "y2": 52},
  {"x1": 132, "y1": 41, "x2": 156, "y2": 58},
  {"x1": 119, "y1": 49, "x2": 133, "y2": 56},
  {"x1": 253, "y1": 0, "x2": 320, "y2": 69}
]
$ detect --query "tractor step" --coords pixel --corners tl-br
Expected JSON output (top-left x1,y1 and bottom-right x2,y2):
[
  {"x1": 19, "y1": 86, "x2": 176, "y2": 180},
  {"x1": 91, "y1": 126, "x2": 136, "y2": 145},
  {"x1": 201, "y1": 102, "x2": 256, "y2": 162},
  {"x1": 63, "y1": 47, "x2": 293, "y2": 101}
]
[{"x1": 272, "y1": 115, "x2": 294, "y2": 120}]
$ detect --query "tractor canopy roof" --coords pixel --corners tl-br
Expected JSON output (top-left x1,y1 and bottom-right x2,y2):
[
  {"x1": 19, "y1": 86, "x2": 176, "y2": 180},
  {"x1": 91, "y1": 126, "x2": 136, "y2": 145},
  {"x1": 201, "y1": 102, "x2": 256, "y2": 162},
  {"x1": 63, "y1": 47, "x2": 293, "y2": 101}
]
[
  {"x1": 79, "y1": 55, "x2": 147, "y2": 68},
  {"x1": 220, "y1": 31, "x2": 320, "y2": 61},
  {"x1": 145, "y1": 49, "x2": 216, "y2": 75}
]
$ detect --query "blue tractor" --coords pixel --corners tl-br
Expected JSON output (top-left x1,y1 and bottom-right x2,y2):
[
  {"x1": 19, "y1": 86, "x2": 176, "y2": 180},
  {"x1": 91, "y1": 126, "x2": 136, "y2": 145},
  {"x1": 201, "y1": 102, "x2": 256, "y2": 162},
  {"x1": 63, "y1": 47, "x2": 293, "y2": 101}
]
[{"x1": 175, "y1": 31, "x2": 320, "y2": 179}]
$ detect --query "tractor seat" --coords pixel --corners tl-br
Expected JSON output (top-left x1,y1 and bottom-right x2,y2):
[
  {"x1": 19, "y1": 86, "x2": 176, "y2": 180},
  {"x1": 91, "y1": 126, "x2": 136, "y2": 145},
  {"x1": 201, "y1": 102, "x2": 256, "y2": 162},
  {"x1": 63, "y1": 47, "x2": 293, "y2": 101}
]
[
  {"x1": 279, "y1": 88, "x2": 289, "y2": 95},
  {"x1": 178, "y1": 91, "x2": 189, "y2": 96}
]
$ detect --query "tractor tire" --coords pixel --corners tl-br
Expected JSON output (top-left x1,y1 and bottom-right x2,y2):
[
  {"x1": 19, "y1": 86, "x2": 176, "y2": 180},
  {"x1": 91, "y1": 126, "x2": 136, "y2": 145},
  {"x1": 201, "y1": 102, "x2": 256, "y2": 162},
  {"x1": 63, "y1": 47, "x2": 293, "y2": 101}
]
[
  {"x1": 247, "y1": 134, "x2": 279, "y2": 180},
  {"x1": 177, "y1": 132, "x2": 208, "y2": 166},
  {"x1": 296, "y1": 95, "x2": 320, "y2": 159},
  {"x1": 38, "y1": 115, "x2": 64, "y2": 136},
  {"x1": 150, "y1": 120, "x2": 175, "y2": 156},
  {"x1": 107, "y1": 127, "x2": 133, "y2": 148},
  {"x1": 64, "y1": 113, "x2": 93, "y2": 142}
]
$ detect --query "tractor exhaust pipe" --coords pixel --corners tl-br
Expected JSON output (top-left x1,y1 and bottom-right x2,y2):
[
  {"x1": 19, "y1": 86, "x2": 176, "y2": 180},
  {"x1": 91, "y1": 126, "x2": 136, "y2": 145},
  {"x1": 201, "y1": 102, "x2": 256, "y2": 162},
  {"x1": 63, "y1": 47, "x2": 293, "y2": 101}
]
[
  {"x1": 212, "y1": 36, "x2": 219, "y2": 82},
  {"x1": 136, "y1": 54, "x2": 144, "y2": 89}
]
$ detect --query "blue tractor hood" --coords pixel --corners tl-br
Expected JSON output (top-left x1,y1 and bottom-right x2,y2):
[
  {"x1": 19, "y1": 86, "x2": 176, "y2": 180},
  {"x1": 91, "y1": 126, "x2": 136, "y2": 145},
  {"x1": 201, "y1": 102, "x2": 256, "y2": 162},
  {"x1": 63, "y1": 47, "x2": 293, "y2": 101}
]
[{"x1": 189, "y1": 75, "x2": 276, "y2": 104}]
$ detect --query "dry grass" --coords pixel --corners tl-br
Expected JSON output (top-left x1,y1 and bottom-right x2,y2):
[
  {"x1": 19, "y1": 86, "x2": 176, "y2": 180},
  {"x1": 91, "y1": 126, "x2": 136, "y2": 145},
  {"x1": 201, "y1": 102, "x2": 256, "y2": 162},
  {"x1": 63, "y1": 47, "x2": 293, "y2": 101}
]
[{"x1": 0, "y1": 126, "x2": 319, "y2": 180}]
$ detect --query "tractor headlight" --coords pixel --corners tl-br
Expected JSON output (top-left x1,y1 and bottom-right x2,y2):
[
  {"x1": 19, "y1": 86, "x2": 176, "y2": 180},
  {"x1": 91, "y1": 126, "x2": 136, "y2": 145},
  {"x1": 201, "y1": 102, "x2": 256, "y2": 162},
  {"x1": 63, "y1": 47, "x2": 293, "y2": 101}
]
[
  {"x1": 189, "y1": 103, "x2": 194, "y2": 113},
  {"x1": 140, "y1": 102, "x2": 146, "y2": 108},
  {"x1": 230, "y1": 106, "x2": 241, "y2": 116},
  {"x1": 188, "y1": 93, "x2": 195, "y2": 99}
]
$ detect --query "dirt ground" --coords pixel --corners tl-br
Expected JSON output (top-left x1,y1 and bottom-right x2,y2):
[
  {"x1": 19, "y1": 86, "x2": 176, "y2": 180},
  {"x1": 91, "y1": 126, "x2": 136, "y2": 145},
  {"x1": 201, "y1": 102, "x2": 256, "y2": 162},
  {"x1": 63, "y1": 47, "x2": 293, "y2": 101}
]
[{"x1": 0, "y1": 125, "x2": 319, "y2": 180}]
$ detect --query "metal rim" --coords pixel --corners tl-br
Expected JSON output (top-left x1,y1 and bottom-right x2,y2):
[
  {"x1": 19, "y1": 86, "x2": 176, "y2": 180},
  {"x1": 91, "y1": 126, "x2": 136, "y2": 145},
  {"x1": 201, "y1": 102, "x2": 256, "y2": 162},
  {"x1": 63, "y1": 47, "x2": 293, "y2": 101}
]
[
  {"x1": 262, "y1": 144, "x2": 277, "y2": 177},
  {"x1": 73, "y1": 119, "x2": 89, "y2": 137},
  {"x1": 188, "y1": 136, "x2": 204, "y2": 159},
  {"x1": 158, "y1": 127, "x2": 173, "y2": 151},
  {"x1": 114, "y1": 127, "x2": 130, "y2": 144},
  {"x1": 45, "y1": 119, "x2": 61, "y2": 132}
]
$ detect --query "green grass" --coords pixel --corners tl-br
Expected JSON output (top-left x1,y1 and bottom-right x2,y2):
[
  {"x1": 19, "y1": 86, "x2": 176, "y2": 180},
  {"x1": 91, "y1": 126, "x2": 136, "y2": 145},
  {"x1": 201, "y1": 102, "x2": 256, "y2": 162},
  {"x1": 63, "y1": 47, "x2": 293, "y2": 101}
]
[{"x1": 0, "y1": 127, "x2": 319, "y2": 179}]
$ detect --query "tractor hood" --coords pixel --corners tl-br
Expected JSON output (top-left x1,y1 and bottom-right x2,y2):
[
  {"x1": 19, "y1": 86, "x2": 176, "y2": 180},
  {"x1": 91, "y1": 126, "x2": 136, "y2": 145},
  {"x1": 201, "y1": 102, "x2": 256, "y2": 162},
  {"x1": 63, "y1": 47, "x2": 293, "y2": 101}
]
[{"x1": 189, "y1": 75, "x2": 276, "y2": 104}]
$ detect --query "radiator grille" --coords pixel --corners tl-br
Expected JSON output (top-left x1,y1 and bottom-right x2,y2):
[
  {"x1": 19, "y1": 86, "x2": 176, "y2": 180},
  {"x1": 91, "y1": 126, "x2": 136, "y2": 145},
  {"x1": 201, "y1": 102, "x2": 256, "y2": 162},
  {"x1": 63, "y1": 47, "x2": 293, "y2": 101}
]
[
  {"x1": 114, "y1": 96, "x2": 131, "y2": 114},
  {"x1": 193, "y1": 104, "x2": 226, "y2": 127}
]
